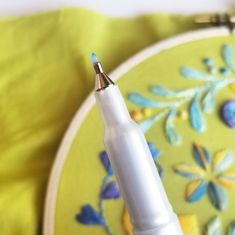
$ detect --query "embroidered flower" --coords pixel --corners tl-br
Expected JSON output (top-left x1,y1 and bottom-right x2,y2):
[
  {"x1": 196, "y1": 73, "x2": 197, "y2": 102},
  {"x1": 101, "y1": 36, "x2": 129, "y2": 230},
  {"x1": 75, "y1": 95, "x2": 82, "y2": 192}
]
[
  {"x1": 75, "y1": 204, "x2": 105, "y2": 225},
  {"x1": 173, "y1": 143, "x2": 235, "y2": 210},
  {"x1": 221, "y1": 100, "x2": 235, "y2": 129}
]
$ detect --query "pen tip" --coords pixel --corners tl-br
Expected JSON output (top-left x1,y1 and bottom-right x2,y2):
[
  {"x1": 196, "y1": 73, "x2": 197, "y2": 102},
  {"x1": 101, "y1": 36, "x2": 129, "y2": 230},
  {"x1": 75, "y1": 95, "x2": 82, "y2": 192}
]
[{"x1": 91, "y1": 52, "x2": 99, "y2": 64}]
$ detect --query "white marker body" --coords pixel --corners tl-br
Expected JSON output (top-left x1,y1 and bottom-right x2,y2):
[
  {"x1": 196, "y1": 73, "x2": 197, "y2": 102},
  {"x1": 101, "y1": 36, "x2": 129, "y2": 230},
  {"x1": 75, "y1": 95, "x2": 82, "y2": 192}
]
[{"x1": 95, "y1": 85, "x2": 183, "y2": 235}]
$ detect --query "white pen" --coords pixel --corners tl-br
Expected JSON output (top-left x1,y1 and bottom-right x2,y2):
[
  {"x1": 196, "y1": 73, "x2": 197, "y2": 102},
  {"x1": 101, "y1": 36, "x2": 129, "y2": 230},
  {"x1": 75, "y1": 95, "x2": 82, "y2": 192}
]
[{"x1": 92, "y1": 53, "x2": 183, "y2": 235}]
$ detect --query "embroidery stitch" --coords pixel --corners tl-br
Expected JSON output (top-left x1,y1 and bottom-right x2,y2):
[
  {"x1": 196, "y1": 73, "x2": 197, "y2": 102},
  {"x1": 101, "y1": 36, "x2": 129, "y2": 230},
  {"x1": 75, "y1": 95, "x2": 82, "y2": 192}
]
[
  {"x1": 205, "y1": 216, "x2": 235, "y2": 235},
  {"x1": 128, "y1": 44, "x2": 235, "y2": 145},
  {"x1": 75, "y1": 142, "x2": 162, "y2": 234},
  {"x1": 173, "y1": 143, "x2": 235, "y2": 210}
]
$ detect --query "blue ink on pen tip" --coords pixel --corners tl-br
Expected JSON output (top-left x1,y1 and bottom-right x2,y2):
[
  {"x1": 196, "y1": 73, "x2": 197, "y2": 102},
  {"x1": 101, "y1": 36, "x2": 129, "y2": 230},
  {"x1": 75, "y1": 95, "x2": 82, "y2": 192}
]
[{"x1": 92, "y1": 52, "x2": 99, "y2": 63}]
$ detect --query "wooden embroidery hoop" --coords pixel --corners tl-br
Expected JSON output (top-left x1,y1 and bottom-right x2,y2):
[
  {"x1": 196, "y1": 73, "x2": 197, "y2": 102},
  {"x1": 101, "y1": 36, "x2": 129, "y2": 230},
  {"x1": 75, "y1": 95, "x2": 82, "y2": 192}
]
[{"x1": 43, "y1": 26, "x2": 235, "y2": 235}]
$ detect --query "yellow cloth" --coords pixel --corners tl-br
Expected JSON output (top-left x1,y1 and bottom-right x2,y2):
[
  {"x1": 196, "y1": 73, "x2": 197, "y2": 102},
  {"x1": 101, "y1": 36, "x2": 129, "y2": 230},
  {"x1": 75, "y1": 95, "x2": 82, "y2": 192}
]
[{"x1": 0, "y1": 8, "x2": 198, "y2": 234}]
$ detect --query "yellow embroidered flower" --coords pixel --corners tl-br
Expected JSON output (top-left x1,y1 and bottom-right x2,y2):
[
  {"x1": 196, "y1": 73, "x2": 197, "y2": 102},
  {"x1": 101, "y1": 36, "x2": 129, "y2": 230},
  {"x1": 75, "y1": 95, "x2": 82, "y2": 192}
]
[{"x1": 174, "y1": 143, "x2": 235, "y2": 210}]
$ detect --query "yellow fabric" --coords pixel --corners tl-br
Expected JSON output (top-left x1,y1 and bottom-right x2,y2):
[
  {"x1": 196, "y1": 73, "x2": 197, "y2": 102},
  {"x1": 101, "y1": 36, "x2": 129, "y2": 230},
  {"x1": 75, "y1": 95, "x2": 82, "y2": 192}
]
[{"x1": 0, "y1": 8, "x2": 198, "y2": 235}]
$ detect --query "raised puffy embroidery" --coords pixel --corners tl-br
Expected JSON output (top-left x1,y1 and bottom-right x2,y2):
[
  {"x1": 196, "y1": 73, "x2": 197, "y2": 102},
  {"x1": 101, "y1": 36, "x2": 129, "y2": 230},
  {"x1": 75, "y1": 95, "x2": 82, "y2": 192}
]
[
  {"x1": 75, "y1": 142, "x2": 161, "y2": 234},
  {"x1": 173, "y1": 143, "x2": 235, "y2": 210},
  {"x1": 128, "y1": 44, "x2": 235, "y2": 145}
]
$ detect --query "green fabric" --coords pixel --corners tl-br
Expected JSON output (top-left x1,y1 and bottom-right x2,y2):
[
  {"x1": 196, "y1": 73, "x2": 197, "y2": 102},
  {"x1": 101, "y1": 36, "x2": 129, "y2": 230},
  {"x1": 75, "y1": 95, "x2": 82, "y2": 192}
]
[{"x1": 0, "y1": 8, "x2": 198, "y2": 235}]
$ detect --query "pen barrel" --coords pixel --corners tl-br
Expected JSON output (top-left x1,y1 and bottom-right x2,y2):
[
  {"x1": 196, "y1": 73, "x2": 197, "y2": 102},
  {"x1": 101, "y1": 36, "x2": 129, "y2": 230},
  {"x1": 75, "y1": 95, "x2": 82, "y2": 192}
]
[{"x1": 95, "y1": 85, "x2": 183, "y2": 235}]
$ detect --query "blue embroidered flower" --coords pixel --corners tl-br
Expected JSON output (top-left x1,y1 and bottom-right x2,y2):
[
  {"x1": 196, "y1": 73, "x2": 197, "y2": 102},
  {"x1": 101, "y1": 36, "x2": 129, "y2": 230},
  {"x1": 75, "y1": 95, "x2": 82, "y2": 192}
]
[
  {"x1": 75, "y1": 204, "x2": 105, "y2": 225},
  {"x1": 102, "y1": 182, "x2": 121, "y2": 199},
  {"x1": 173, "y1": 143, "x2": 235, "y2": 210}
]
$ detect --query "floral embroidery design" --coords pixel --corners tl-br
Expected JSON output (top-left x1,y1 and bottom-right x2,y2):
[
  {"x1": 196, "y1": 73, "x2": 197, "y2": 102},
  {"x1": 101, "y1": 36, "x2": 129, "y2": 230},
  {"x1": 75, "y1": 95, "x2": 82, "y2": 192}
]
[
  {"x1": 205, "y1": 216, "x2": 235, "y2": 235},
  {"x1": 75, "y1": 142, "x2": 162, "y2": 235},
  {"x1": 128, "y1": 44, "x2": 235, "y2": 145},
  {"x1": 173, "y1": 143, "x2": 235, "y2": 210}
]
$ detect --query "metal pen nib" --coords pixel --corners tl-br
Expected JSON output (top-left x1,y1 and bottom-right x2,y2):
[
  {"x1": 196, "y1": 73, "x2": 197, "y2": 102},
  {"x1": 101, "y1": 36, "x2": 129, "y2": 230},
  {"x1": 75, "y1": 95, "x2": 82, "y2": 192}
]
[{"x1": 92, "y1": 52, "x2": 115, "y2": 91}]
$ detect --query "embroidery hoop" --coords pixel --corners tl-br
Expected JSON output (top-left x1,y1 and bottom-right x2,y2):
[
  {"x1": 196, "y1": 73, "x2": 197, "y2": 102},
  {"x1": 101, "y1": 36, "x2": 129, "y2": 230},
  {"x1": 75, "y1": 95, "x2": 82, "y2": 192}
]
[{"x1": 43, "y1": 26, "x2": 235, "y2": 235}]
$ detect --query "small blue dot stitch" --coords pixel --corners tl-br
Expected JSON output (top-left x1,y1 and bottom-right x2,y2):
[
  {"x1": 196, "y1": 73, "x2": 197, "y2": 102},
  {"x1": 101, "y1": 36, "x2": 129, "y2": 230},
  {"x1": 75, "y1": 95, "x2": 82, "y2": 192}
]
[
  {"x1": 203, "y1": 58, "x2": 214, "y2": 67},
  {"x1": 219, "y1": 67, "x2": 231, "y2": 76}
]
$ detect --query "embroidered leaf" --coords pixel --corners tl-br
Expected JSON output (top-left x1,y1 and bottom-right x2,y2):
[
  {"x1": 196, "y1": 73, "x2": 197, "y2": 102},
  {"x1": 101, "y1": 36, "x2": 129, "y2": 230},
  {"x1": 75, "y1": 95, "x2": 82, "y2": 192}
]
[
  {"x1": 222, "y1": 44, "x2": 235, "y2": 71},
  {"x1": 186, "y1": 179, "x2": 207, "y2": 202},
  {"x1": 202, "y1": 87, "x2": 217, "y2": 113},
  {"x1": 128, "y1": 92, "x2": 171, "y2": 108},
  {"x1": 180, "y1": 66, "x2": 212, "y2": 80},
  {"x1": 217, "y1": 171, "x2": 235, "y2": 189},
  {"x1": 165, "y1": 109, "x2": 181, "y2": 145},
  {"x1": 147, "y1": 142, "x2": 160, "y2": 159},
  {"x1": 102, "y1": 182, "x2": 121, "y2": 199},
  {"x1": 75, "y1": 204, "x2": 105, "y2": 225},
  {"x1": 150, "y1": 86, "x2": 176, "y2": 97},
  {"x1": 193, "y1": 143, "x2": 211, "y2": 171},
  {"x1": 208, "y1": 182, "x2": 228, "y2": 211},
  {"x1": 206, "y1": 216, "x2": 221, "y2": 235},
  {"x1": 178, "y1": 214, "x2": 200, "y2": 235},
  {"x1": 122, "y1": 208, "x2": 133, "y2": 235},
  {"x1": 213, "y1": 149, "x2": 233, "y2": 174},
  {"x1": 190, "y1": 93, "x2": 206, "y2": 132},
  {"x1": 100, "y1": 151, "x2": 113, "y2": 175},
  {"x1": 140, "y1": 110, "x2": 167, "y2": 132},
  {"x1": 173, "y1": 163, "x2": 205, "y2": 179},
  {"x1": 228, "y1": 221, "x2": 235, "y2": 235}
]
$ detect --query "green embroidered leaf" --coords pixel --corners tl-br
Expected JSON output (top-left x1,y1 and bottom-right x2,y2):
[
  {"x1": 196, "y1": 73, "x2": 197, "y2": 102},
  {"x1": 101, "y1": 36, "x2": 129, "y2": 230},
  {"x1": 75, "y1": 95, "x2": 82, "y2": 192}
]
[
  {"x1": 206, "y1": 216, "x2": 221, "y2": 235},
  {"x1": 190, "y1": 93, "x2": 206, "y2": 132},
  {"x1": 222, "y1": 44, "x2": 235, "y2": 71},
  {"x1": 165, "y1": 109, "x2": 181, "y2": 146},
  {"x1": 180, "y1": 66, "x2": 212, "y2": 80}
]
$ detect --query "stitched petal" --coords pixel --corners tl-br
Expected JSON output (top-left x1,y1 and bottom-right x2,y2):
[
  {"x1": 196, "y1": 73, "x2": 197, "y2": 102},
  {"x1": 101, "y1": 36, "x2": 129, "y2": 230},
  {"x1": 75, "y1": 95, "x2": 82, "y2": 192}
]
[
  {"x1": 147, "y1": 142, "x2": 160, "y2": 159},
  {"x1": 190, "y1": 93, "x2": 206, "y2": 132},
  {"x1": 222, "y1": 44, "x2": 235, "y2": 71},
  {"x1": 228, "y1": 221, "x2": 235, "y2": 235},
  {"x1": 186, "y1": 179, "x2": 208, "y2": 202},
  {"x1": 165, "y1": 109, "x2": 181, "y2": 146},
  {"x1": 193, "y1": 143, "x2": 211, "y2": 171},
  {"x1": 217, "y1": 171, "x2": 235, "y2": 189},
  {"x1": 178, "y1": 214, "x2": 200, "y2": 235},
  {"x1": 208, "y1": 182, "x2": 228, "y2": 211},
  {"x1": 140, "y1": 110, "x2": 167, "y2": 132},
  {"x1": 213, "y1": 149, "x2": 233, "y2": 174},
  {"x1": 173, "y1": 163, "x2": 205, "y2": 179},
  {"x1": 122, "y1": 208, "x2": 133, "y2": 235},
  {"x1": 180, "y1": 66, "x2": 212, "y2": 81},
  {"x1": 75, "y1": 204, "x2": 105, "y2": 225},
  {"x1": 128, "y1": 92, "x2": 171, "y2": 108},
  {"x1": 102, "y1": 182, "x2": 121, "y2": 199},
  {"x1": 100, "y1": 151, "x2": 113, "y2": 175},
  {"x1": 206, "y1": 216, "x2": 221, "y2": 235},
  {"x1": 202, "y1": 87, "x2": 217, "y2": 113}
]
